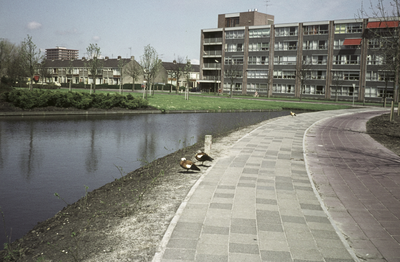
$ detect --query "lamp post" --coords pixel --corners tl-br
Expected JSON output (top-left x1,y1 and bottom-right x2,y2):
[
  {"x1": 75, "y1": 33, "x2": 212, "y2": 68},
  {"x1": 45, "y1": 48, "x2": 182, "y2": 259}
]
[
  {"x1": 173, "y1": 60, "x2": 177, "y2": 93},
  {"x1": 352, "y1": 83, "x2": 355, "y2": 106},
  {"x1": 215, "y1": 59, "x2": 220, "y2": 95},
  {"x1": 143, "y1": 69, "x2": 149, "y2": 99}
]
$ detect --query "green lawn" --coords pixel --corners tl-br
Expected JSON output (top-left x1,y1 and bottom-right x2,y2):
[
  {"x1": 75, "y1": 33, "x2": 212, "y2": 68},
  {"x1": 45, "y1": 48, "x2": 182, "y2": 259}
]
[
  {"x1": 144, "y1": 93, "x2": 352, "y2": 111},
  {"x1": 40, "y1": 88, "x2": 354, "y2": 112}
]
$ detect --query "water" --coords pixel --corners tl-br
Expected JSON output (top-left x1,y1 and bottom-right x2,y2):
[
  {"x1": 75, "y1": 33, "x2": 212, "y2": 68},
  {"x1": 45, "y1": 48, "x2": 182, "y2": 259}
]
[{"x1": 0, "y1": 111, "x2": 288, "y2": 245}]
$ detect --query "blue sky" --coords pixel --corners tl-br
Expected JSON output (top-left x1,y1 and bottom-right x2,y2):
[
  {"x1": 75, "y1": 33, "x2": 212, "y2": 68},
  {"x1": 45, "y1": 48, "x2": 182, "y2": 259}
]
[{"x1": 0, "y1": 0, "x2": 392, "y2": 65}]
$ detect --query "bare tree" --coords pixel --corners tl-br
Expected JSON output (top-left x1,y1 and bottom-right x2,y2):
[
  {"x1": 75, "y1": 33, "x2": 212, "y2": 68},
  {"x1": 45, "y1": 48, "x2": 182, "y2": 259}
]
[
  {"x1": 140, "y1": 45, "x2": 162, "y2": 99},
  {"x1": 117, "y1": 59, "x2": 128, "y2": 94},
  {"x1": 21, "y1": 35, "x2": 43, "y2": 91},
  {"x1": 37, "y1": 59, "x2": 50, "y2": 88},
  {"x1": 296, "y1": 58, "x2": 313, "y2": 101},
  {"x1": 0, "y1": 39, "x2": 15, "y2": 89},
  {"x1": 171, "y1": 56, "x2": 185, "y2": 94},
  {"x1": 149, "y1": 58, "x2": 162, "y2": 96},
  {"x1": 331, "y1": 71, "x2": 345, "y2": 102},
  {"x1": 124, "y1": 58, "x2": 142, "y2": 92},
  {"x1": 183, "y1": 58, "x2": 192, "y2": 100},
  {"x1": 86, "y1": 43, "x2": 103, "y2": 94},
  {"x1": 6, "y1": 44, "x2": 25, "y2": 86},
  {"x1": 360, "y1": 0, "x2": 400, "y2": 102},
  {"x1": 83, "y1": 60, "x2": 88, "y2": 89},
  {"x1": 224, "y1": 61, "x2": 242, "y2": 98},
  {"x1": 67, "y1": 59, "x2": 74, "y2": 91}
]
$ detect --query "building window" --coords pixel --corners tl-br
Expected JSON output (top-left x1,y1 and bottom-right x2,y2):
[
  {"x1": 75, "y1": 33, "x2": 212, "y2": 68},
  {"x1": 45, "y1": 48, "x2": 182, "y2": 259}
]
[
  {"x1": 306, "y1": 71, "x2": 326, "y2": 80},
  {"x1": 225, "y1": 30, "x2": 244, "y2": 39},
  {"x1": 301, "y1": 85, "x2": 325, "y2": 95},
  {"x1": 274, "y1": 56, "x2": 296, "y2": 65},
  {"x1": 332, "y1": 71, "x2": 360, "y2": 81},
  {"x1": 333, "y1": 55, "x2": 360, "y2": 65},
  {"x1": 225, "y1": 56, "x2": 244, "y2": 65},
  {"x1": 249, "y1": 28, "x2": 270, "y2": 38},
  {"x1": 224, "y1": 82, "x2": 243, "y2": 91},
  {"x1": 368, "y1": 39, "x2": 382, "y2": 49},
  {"x1": 303, "y1": 55, "x2": 327, "y2": 65},
  {"x1": 333, "y1": 39, "x2": 344, "y2": 49},
  {"x1": 249, "y1": 42, "x2": 269, "y2": 51},
  {"x1": 367, "y1": 55, "x2": 384, "y2": 65},
  {"x1": 364, "y1": 86, "x2": 377, "y2": 97},
  {"x1": 273, "y1": 71, "x2": 282, "y2": 79},
  {"x1": 247, "y1": 70, "x2": 268, "y2": 78},
  {"x1": 226, "y1": 17, "x2": 240, "y2": 27},
  {"x1": 273, "y1": 84, "x2": 295, "y2": 93},
  {"x1": 275, "y1": 27, "x2": 298, "y2": 36},
  {"x1": 275, "y1": 41, "x2": 297, "y2": 50},
  {"x1": 335, "y1": 23, "x2": 362, "y2": 34},
  {"x1": 282, "y1": 71, "x2": 296, "y2": 79},
  {"x1": 303, "y1": 24, "x2": 328, "y2": 35},
  {"x1": 303, "y1": 40, "x2": 327, "y2": 50},
  {"x1": 248, "y1": 56, "x2": 268, "y2": 65},
  {"x1": 378, "y1": 71, "x2": 395, "y2": 82},
  {"x1": 224, "y1": 70, "x2": 242, "y2": 78},
  {"x1": 365, "y1": 71, "x2": 395, "y2": 82},
  {"x1": 225, "y1": 43, "x2": 244, "y2": 52},
  {"x1": 247, "y1": 83, "x2": 269, "y2": 92}
]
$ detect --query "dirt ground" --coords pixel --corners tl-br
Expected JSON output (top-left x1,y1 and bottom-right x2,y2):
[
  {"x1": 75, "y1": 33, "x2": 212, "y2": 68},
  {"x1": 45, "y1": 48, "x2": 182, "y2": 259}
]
[
  {"x1": 366, "y1": 112, "x2": 400, "y2": 156},
  {"x1": 0, "y1": 99, "x2": 399, "y2": 261}
]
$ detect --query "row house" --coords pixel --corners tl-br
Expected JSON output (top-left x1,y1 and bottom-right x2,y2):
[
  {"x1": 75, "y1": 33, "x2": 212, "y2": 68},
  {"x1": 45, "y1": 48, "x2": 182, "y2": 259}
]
[
  {"x1": 42, "y1": 57, "x2": 200, "y2": 88},
  {"x1": 199, "y1": 10, "x2": 399, "y2": 101},
  {"x1": 43, "y1": 56, "x2": 137, "y2": 85}
]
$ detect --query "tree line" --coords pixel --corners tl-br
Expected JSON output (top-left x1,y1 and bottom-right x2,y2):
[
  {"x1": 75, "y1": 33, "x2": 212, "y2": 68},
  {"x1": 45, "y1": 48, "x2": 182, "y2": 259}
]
[
  {"x1": 0, "y1": 35, "x2": 42, "y2": 90},
  {"x1": 0, "y1": 36, "x2": 194, "y2": 100}
]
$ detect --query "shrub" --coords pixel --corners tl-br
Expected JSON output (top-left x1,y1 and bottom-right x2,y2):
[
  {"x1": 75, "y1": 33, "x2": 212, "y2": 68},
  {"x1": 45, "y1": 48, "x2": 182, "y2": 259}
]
[{"x1": 3, "y1": 89, "x2": 148, "y2": 110}]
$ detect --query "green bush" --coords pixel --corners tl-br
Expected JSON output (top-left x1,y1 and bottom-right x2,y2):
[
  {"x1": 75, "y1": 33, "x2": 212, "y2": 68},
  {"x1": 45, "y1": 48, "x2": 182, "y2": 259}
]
[{"x1": 3, "y1": 89, "x2": 149, "y2": 110}]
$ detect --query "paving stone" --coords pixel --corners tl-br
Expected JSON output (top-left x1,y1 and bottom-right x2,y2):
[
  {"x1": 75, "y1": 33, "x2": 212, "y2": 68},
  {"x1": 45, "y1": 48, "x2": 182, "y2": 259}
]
[{"x1": 158, "y1": 109, "x2": 398, "y2": 262}]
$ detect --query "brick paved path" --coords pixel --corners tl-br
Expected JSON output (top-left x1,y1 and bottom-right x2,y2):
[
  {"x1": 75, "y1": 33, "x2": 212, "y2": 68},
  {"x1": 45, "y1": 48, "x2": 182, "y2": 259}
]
[
  {"x1": 153, "y1": 108, "x2": 399, "y2": 262},
  {"x1": 305, "y1": 110, "x2": 400, "y2": 262}
]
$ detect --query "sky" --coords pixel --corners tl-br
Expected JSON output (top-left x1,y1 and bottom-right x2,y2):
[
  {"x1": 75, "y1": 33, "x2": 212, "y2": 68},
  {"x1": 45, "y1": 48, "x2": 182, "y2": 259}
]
[{"x1": 0, "y1": 0, "x2": 393, "y2": 65}]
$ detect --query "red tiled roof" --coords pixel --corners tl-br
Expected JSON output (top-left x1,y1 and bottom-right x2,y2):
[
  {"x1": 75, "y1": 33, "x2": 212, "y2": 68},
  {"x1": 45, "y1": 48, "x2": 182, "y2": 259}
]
[
  {"x1": 343, "y1": 38, "x2": 362, "y2": 46},
  {"x1": 367, "y1": 21, "x2": 399, "y2": 28}
]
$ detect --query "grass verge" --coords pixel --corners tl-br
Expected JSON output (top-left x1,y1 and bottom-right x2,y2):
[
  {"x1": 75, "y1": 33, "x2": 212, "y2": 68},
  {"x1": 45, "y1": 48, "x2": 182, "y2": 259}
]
[{"x1": 51, "y1": 89, "x2": 352, "y2": 112}]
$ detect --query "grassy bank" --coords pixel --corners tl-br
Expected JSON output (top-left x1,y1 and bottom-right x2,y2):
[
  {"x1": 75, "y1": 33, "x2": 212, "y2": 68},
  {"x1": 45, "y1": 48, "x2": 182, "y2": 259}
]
[
  {"x1": 50, "y1": 88, "x2": 353, "y2": 112},
  {"x1": 146, "y1": 94, "x2": 352, "y2": 111}
]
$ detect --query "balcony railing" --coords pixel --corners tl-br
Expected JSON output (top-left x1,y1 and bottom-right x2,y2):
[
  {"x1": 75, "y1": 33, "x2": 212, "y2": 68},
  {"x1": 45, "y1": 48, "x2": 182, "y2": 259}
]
[
  {"x1": 333, "y1": 60, "x2": 360, "y2": 65},
  {"x1": 203, "y1": 50, "x2": 222, "y2": 56},
  {"x1": 203, "y1": 63, "x2": 221, "y2": 69},
  {"x1": 203, "y1": 76, "x2": 220, "y2": 81},
  {"x1": 204, "y1": 38, "x2": 222, "y2": 44}
]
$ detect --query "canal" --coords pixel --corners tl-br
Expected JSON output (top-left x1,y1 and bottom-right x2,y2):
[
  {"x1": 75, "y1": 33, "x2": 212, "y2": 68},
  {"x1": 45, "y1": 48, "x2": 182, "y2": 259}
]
[{"x1": 0, "y1": 111, "x2": 289, "y2": 245}]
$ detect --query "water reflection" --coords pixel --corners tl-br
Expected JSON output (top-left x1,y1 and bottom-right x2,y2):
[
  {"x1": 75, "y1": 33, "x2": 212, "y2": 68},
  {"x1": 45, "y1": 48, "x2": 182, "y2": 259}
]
[{"x1": 0, "y1": 111, "x2": 288, "y2": 245}]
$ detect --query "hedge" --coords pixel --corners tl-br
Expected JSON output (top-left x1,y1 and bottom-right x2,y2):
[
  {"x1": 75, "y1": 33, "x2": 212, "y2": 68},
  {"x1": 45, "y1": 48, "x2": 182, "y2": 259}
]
[{"x1": 2, "y1": 89, "x2": 149, "y2": 110}]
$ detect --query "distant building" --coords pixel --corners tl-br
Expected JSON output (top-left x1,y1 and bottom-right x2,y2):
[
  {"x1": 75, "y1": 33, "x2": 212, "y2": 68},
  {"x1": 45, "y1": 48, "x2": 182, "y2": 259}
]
[
  {"x1": 45, "y1": 47, "x2": 79, "y2": 60},
  {"x1": 199, "y1": 9, "x2": 399, "y2": 101},
  {"x1": 161, "y1": 61, "x2": 200, "y2": 89},
  {"x1": 39, "y1": 56, "x2": 200, "y2": 87},
  {"x1": 43, "y1": 56, "x2": 139, "y2": 85}
]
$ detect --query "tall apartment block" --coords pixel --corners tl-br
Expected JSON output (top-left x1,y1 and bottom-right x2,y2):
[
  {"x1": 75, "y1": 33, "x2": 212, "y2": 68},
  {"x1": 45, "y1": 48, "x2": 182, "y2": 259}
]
[
  {"x1": 45, "y1": 47, "x2": 79, "y2": 60},
  {"x1": 199, "y1": 10, "x2": 399, "y2": 101}
]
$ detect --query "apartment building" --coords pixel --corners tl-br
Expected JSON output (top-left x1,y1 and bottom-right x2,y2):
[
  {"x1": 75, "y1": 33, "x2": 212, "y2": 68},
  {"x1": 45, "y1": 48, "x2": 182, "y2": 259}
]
[
  {"x1": 45, "y1": 47, "x2": 79, "y2": 60},
  {"x1": 199, "y1": 10, "x2": 399, "y2": 101}
]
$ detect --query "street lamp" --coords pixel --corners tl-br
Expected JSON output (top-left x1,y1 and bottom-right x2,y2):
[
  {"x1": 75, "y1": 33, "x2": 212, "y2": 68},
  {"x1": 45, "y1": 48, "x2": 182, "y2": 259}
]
[
  {"x1": 215, "y1": 59, "x2": 220, "y2": 94},
  {"x1": 352, "y1": 83, "x2": 355, "y2": 106},
  {"x1": 143, "y1": 69, "x2": 149, "y2": 99}
]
